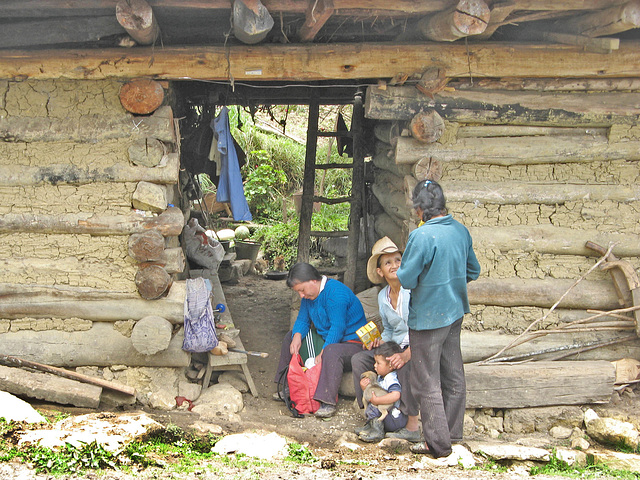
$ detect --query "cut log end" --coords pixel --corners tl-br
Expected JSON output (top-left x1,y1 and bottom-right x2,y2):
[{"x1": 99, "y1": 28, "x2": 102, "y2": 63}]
[
  {"x1": 409, "y1": 110, "x2": 445, "y2": 143},
  {"x1": 128, "y1": 229, "x2": 165, "y2": 263},
  {"x1": 135, "y1": 265, "x2": 172, "y2": 300},
  {"x1": 119, "y1": 79, "x2": 165, "y2": 115}
]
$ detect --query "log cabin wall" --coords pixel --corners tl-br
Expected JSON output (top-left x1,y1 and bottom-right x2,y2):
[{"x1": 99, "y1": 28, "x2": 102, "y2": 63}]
[
  {"x1": 0, "y1": 78, "x2": 190, "y2": 409},
  {"x1": 365, "y1": 81, "x2": 640, "y2": 351}
]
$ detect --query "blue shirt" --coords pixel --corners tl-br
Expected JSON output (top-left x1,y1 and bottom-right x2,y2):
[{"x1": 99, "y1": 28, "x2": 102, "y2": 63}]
[
  {"x1": 292, "y1": 278, "x2": 367, "y2": 350},
  {"x1": 397, "y1": 214, "x2": 481, "y2": 330}
]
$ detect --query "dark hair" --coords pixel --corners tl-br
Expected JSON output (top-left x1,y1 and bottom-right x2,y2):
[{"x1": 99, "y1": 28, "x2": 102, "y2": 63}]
[
  {"x1": 286, "y1": 262, "x2": 322, "y2": 287},
  {"x1": 374, "y1": 341, "x2": 402, "y2": 358},
  {"x1": 412, "y1": 179, "x2": 447, "y2": 222}
]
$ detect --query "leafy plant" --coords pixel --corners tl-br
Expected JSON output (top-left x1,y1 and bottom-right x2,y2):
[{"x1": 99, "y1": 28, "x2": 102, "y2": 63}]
[
  {"x1": 28, "y1": 441, "x2": 116, "y2": 474},
  {"x1": 253, "y1": 220, "x2": 299, "y2": 268},
  {"x1": 285, "y1": 442, "x2": 316, "y2": 464},
  {"x1": 530, "y1": 451, "x2": 640, "y2": 479}
]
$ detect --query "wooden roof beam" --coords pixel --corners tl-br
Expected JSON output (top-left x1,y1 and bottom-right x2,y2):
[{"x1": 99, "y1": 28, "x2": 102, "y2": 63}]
[
  {"x1": 418, "y1": 0, "x2": 491, "y2": 42},
  {"x1": 1, "y1": 42, "x2": 639, "y2": 81},
  {"x1": 116, "y1": 0, "x2": 160, "y2": 46},
  {"x1": 559, "y1": 0, "x2": 640, "y2": 37},
  {"x1": 298, "y1": 0, "x2": 334, "y2": 42}
]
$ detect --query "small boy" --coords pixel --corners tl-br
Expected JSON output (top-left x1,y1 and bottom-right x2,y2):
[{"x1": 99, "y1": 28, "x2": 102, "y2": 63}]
[{"x1": 357, "y1": 341, "x2": 408, "y2": 442}]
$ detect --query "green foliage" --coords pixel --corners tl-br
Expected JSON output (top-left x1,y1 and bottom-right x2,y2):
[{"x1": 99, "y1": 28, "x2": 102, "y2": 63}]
[
  {"x1": 530, "y1": 452, "x2": 640, "y2": 479},
  {"x1": 243, "y1": 152, "x2": 288, "y2": 221},
  {"x1": 284, "y1": 443, "x2": 316, "y2": 464},
  {"x1": 253, "y1": 220, "x2": 299, "y2": 268},
  {"x1": 28, "y1": 441, "x2": 116, "y2": 474}
]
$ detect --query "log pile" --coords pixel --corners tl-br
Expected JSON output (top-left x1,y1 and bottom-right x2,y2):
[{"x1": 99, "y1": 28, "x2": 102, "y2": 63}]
[
  {"x1": 365, "y1": 80, "x2": 640, "y2": 353},
  {"x1": 0, "y1": 78, "x2": 188, "y2": 394}
]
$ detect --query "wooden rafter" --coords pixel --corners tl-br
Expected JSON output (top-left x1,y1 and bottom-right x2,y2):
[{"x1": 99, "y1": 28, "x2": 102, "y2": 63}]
[
  {"x1": 1, "y1": 41, "x2": 639, "y2": 81},
  {"x1": 298, "y1": 0, "x2": 334, "y2": 42}
]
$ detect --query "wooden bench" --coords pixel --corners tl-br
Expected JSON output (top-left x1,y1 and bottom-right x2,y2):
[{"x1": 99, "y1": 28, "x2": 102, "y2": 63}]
[{"x1": 199, "y1": 272, "x2": 258, "y2": 397}]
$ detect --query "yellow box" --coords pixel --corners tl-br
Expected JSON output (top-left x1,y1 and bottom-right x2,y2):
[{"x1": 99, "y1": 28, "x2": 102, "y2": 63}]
[{"x1": 356, "y1": 321, "x2": 381, "y2": 349}]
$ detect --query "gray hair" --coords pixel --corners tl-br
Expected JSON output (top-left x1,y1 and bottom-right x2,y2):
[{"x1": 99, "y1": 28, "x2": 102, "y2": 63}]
[{"x1": 412, "y1": 180, "x2": 447, "y2": 222}]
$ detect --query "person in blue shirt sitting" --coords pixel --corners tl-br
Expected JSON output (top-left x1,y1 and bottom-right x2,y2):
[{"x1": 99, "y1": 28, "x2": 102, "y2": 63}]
[{"x1": 274, "y1": 262, "x2": 368, "y2": 418}]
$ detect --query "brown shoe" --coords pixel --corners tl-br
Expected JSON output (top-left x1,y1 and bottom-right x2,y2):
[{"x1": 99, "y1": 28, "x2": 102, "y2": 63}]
[{"x1": 410, "y1": 442, "x2": 430, "y2": 454}]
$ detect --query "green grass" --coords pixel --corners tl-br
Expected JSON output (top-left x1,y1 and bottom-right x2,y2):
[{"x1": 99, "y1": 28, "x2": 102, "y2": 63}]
[{"x1": 530, "y1": 452, "x2": 640, "y2": 479}]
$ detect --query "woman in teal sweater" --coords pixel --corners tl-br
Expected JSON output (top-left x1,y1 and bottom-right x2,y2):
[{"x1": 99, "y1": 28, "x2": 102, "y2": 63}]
[
  {"x1": 274, "y1": 262, "x2": 367, "y2": 418},
  {"x1": 397, "y1": 180, "x2": 481, "y2": 458}
]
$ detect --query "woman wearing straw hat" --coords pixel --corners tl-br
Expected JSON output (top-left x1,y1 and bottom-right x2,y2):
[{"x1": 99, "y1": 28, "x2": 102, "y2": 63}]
[
  {"x1": 351, "y1": 237, "x2": 422, "y2": 443},
  {"x1": 397, "y1": 180, "x2": 480, "y2": 458}
]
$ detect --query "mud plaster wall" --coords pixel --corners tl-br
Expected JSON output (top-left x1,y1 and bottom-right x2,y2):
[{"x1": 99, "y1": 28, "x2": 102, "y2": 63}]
[
  {"x1": 0, "y1": 78, "x2": 168, "y2": 309},
  {"x1": 371, "y1": 121, "x2": 640, "y2": 335}
]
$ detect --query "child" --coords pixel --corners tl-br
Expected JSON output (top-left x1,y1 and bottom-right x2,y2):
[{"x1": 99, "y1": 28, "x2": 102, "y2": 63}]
[{"x1": 358, "y1": 341, "x2": 408, "y2": 442}]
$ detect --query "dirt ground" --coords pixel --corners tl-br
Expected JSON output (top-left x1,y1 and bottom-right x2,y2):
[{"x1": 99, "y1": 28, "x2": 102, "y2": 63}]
[{"x1": 4, "y1": 273, "x2": 637, "y2": 479}]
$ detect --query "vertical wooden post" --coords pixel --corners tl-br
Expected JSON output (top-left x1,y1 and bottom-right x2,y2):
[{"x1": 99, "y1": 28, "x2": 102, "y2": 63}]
[
  {"x1": 296, "y1": 100, "x2": 320, "y2": 264},
  {"x1": 343, "y1": 92, "x2": 364, "y2": 291}
]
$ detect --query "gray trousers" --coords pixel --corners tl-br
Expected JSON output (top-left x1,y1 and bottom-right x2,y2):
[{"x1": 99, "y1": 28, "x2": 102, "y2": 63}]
[
  {"x1": 408, "y1": 318, "x2": 465, "y2": 458},
  {"x1": 275, "y1": 330, "x2": 360, "y2": 406},
  {"x1": 351, "y1": 348, "x2": 418, "y2": 417}
]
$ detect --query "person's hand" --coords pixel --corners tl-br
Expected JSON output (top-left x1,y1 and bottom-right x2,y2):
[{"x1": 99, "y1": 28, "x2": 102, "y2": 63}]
[
  {"x1": 359, "y1": 377, "x2": 371, "y2": 390},
  {"x1": 371, "y1": 338, "x2": 382, "y2": 349},
  {"x1": 370, "y1": 390, "x2": 378, "y2": 405},
  {"x1": 387, "y1": 353, "x2": 405, "y2": 370},
  {"x1": 315, "y1": 350, "x2": 323, "y2": 365},
  {"x1": 289, "y1": 333, "x2": 302, "y2": 356}
]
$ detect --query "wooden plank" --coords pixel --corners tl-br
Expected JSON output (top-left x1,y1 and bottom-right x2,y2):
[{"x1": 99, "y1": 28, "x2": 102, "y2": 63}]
[
  {"x1": 0, "y1": 322, "x2": 190, "y2": 368},
  {"x1": 0, "y1": 282, "x2": 185, "y2": 322},
  {"x1": 440, "y1": 180, "x2": 640, "y2": 204},
  {"x1": 561, "y1": 0, "x2": 640, "y2": 37},
  {"x1": 418, "y1": 0, "x2": 490, "y2": 42},
  {"x1": 298, "y1": 0, "x2": 334, "y2": 42},
  {"x1": 0, "y1": 207, "x2": 185, "y2": 236},
  {"x1": 344, "y1": 92, "x2": 364, "y2": 290},
  {"x1": 0, "y1": 16, "x2": 124, "y2": 49},
  {"x1": 405, "y1": 136, "x2": 640, "y2": 167},
  {"x1": 0, "y1": 365, "x2": 102, "y2": 408},
  {"x1": 297, "y1": 100, "x2": 319, "y2": 263},
  {"x1": 468, "y1": 277, "x2": 620, "y2": 310},
  {"x1": 469, "y1": 225, "x2": 640, "y2": 257},
  {"x1": 2, "y1": 42, "x2": 640, "y2": 81},
  {"x1": 0, "y1": 0, "x2": 626, "y2": 17},
  {"x1": 0, "y1": 108, "x2": 175, "y2": 143},
  {"x1": 0, "y1": 153, "x2": 179, "y2": 186},
  {"x1": 452, "y1": 77, "x2": 640, "y2": 92},
  {"x1": 465, "y1": 361, "x2": 615, "y2": 408},
  {"x1": 366, "y1": 86, "x2": 640, "y2": 125},
  {"x1": 0, "y1": 354, "x2": 135, "y2": 396}
]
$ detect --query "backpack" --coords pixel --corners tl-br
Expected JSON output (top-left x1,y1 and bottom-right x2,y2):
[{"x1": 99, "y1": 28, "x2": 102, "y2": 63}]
[{"x1": 276, "y1": 329, "x2": 325, "y2": 417}]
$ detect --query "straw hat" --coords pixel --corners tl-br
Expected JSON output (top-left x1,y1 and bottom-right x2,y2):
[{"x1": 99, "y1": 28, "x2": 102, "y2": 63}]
[{"x1": 366, "y1": 236, "x2": 402, "y2": 284}]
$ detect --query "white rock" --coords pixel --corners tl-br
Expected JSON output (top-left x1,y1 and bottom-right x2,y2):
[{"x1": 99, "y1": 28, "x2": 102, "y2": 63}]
[
  {"x1": 571, "y1": 437, "x2": 590, "y2": 451},
  {"x1": 178, "y1": 380, "x2": 201, "y2": 401},
  {"x1": 218, "y1": 371, "x2": 249, "y2": 393},
  {"x1": 590, "y1": 450, "x2": 640, "y2": 473},
  {"x1": 555, "y1": 447, "x2": 588, "y2": 467},
  {"x1": 212, "y1": 432, "x2": 287, "y2": 460},
  {"x1": 550, "y1": 426, "x2": 573, "y2": 439},
  {"x1": 584, "y1": 408, "x2": 640, "y2": 449},
  {"x1": 466, "y1": 441, "x2": 550, "y2": 461},
  {"x1": 0, "y1": 391, "x2": 45, "y2": 423},
  {"x1": 192, "y1": 383, "x2": 243, "y2": 419},
  {"x1": 19, "y1": 412, "x2": 163, "y2": 453}
]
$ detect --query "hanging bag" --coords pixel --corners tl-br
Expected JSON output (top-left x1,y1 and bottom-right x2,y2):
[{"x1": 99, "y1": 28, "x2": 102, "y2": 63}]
[{"x1": 182, "y1": 278, "x2": 219, "y2": 353}]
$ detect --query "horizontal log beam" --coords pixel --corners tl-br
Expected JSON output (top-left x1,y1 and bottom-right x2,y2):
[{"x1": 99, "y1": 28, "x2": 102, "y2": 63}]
[
  {"x1": 468, "y1": 277, "x2": 619, "y2": 310},
  {"x1": 0, "y1": 0, "x2": 625, "y2": 17},
  {"x1": 0, "y1": 365, "x2": 102, "y2": 408},
  {"x1": 366, "y1": 85, "x2": 640, "y2": 125},
  {"x1": 441, "y1": 180, "x2": 640, "y2": 204},
  {"x1": 469, "y1": 225, "x2": 640, "y2": 257},
  {"x1": 0, "y1": 282, "x2": 186, "y2": 322},
  {"x1": 402, "y1": 136, "x2": 640, "y2": 166},
  {"x1": 461, "y1": 330, "x2": 640, "y2": 363},
  {"x1": 0, "y1": 153, "x2": 179, "y2": 186},
  {"x1": 1, "y1": 42, "x2": 640, "y2": 81},
  {"x1": 0, "y1": 321, "x2": 190, "y2": 368},
  {"x1": 0, "y1": 107, "x2": 175, "y2": 143},
  {"x1": 465, "y1": 361, "x2": 615, "y2": 408},
  {"x1": 0, "y1": 207, "x2": 185, "y2": 236},
  {"x1": 451, "y1": 77, "x2": 640, "y2": 92}
]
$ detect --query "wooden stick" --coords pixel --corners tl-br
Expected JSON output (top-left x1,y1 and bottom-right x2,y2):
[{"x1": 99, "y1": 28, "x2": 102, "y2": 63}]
[
  {"x1": 0, "y1": 354, "x2": 136, "y2": 396},
  {"x1": 481, "y1": 244, "x2": 616, "y2": 363}
]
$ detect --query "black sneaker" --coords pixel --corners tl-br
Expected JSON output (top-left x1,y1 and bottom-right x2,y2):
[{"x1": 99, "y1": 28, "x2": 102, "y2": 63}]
[
  {"x1": 315, "y1": 403, "x2": 337, "y2": 418},
  {"x1": 385, "y1": 427, "x2": 423, "y2": 443}
]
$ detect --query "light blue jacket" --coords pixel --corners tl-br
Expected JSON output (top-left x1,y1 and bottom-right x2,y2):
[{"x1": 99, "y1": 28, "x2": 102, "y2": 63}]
[
  {"x1": 378, "y1": 285, "x2": 410, "y2": 346},
  {"x1": 397, "y1": 215, "x2": 481, "y2": 331}
]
